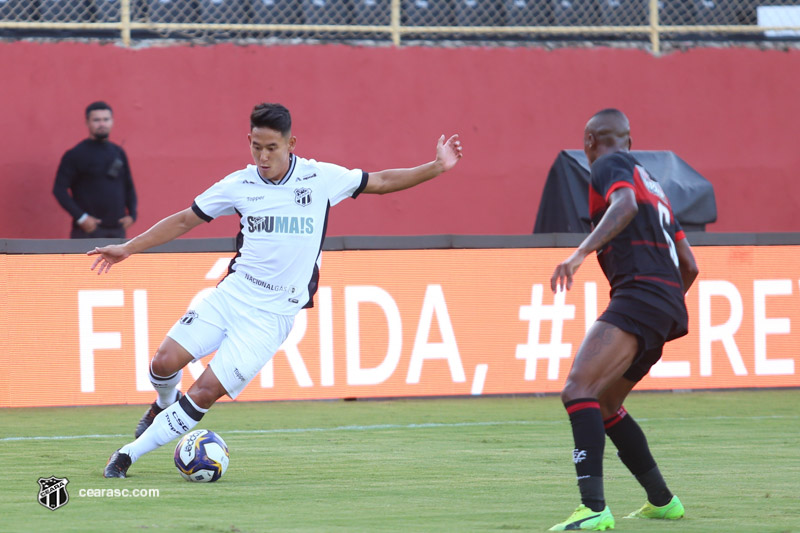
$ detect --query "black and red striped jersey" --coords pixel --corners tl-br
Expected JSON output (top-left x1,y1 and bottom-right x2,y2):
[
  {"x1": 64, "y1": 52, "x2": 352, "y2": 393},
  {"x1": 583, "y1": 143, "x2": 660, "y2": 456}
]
[{"x1": 589, "y1": 151, "x2": 688, "y2": 334}]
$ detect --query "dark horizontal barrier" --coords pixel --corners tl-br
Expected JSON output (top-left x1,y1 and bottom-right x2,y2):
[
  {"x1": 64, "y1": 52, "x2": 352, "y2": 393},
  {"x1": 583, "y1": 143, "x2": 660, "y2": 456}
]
[{"x1": 4, "y1": 232, "x2": 800, "y2": 254}]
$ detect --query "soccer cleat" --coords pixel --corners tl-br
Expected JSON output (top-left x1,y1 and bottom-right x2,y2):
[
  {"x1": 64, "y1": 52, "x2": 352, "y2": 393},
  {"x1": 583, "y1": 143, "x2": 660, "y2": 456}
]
[
  {"x1": 103, "y1": 450, "x2": 132, "y2": 478},
  {"x1": 549, "y1": 504, "x2": 615, "y2": 531},
  {"x1": 625, "y1": 495, "x2": 684, "y2": 520},
  {"x1": 135, "y1": 391, "x2": 181, "y2": 438}
]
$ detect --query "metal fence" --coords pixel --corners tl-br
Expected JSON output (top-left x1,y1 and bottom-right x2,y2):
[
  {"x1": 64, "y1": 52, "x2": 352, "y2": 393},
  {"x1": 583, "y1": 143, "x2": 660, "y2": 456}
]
[{"x1": 1, "y1": 0, "x2": 799, "y2": 52}]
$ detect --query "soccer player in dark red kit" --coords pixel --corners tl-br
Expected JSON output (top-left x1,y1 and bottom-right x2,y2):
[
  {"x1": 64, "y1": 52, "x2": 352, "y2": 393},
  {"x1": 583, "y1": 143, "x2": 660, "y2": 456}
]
[{"x1": 548, "y1": 109, "x2": 699, "y2": 531}]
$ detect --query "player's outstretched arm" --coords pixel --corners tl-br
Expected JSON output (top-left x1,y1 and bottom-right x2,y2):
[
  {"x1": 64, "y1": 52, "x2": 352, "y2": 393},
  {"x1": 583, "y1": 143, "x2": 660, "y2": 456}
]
[
  {"x1": 87, "y1": 207, "x2": 205, "y2": 275},
  {"x1": 363, "y1": 134, "x2": 462, "y2": 195},
  {"x1": 551, "y1": 187, "x2": 638, "y2": 292}
]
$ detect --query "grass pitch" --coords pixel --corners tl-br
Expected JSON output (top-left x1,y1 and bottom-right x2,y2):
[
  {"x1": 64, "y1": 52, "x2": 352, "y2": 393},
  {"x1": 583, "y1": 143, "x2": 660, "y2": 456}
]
[{"x1": 1, "y1": 390, "x2": 798, "y2": 532}]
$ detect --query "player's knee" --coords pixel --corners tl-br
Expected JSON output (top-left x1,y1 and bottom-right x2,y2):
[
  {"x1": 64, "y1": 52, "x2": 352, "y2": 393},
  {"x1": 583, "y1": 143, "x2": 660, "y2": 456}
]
[
  {"x1": 150, "y1": 352, "x2": 188, "y2": 380},
  {"x1": 560, "y1": 381, "x2": 581, "y2": 404},
  {"x1": 149, "y1": 354, "x2": 174, "y2": 378},
  {"x1": 151, "y1": 339, "x2": 191, "y2": 377},
  {"x1": 561, "y1": 378, "x2": 597, "y2": 404}
]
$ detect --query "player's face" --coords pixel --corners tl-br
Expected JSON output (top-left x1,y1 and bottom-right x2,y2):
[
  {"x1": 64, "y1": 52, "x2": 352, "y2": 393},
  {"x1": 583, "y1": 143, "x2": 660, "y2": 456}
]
[
  {"x1": 249, "y1": 126, "x2": 296, "y2": 182},
  {"x1": 87, "y1": 110, "x2": 113, "y2": 141}
]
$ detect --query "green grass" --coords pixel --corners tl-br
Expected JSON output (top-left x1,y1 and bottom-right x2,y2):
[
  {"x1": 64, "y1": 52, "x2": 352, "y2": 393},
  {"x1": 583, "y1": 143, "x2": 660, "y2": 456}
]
[{"x1": 1, "y1": 390, "x2": 798, "y2": 532}]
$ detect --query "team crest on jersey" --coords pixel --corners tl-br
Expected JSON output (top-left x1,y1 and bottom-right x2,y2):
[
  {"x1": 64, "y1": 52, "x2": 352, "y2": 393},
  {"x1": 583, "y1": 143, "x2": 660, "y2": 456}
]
[
  {"x1": 294, "y1": 188, "x2": 312, "y2": 207},
  {"x1": 636, "y1": 165, "x2": 667, "y2": 202},
  {"x1": 180, "y1": 310, "x2": 198, "y2": 325}
]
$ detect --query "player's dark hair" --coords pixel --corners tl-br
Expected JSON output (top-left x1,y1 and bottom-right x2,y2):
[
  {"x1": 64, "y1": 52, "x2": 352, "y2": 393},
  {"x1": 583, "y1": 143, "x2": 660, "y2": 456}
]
[
  {"x1": 250, "y1": 103, "x2": 292, "y2": 136},
  {"x1": 591, "y1": 108, "x2": 626, "y2": 121},
  {"x1": 588, "y1": 108, "x2": 630, "y2": 148},
  {"x1": 85, "y1": 101, "x2": 112, "y2": 119}
]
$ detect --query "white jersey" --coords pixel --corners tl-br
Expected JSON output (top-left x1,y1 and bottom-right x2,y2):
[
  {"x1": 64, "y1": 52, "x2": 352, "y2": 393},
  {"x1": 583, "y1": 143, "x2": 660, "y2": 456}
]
[{"x1": 192, "y1": 154, "x2": 368, "y2": 315}]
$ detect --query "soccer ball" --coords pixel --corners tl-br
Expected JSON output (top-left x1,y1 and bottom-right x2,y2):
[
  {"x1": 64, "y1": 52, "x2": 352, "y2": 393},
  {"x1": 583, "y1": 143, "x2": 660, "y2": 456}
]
[{"x1": 174, "y1": 429, "x2": 229, "y2": 482}]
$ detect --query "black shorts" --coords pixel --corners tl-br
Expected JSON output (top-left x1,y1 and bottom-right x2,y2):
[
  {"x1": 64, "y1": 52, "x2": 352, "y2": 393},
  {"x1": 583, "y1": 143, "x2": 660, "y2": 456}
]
[{"x1": 597, "y1": 296, "x2": 684, "y2": 382}]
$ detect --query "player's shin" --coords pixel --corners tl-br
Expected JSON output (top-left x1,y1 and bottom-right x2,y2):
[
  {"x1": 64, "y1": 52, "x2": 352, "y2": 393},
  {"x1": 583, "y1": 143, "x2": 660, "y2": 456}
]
[
  {"x1": 150, "y1": 362, "x2": 183, "y2": 408},
  {"x1": 565, "y1": 398, "x2": 606, "y2": 512},
  {"x1": 605, "y1": 406, "x2": 673, "y2": 506},
  {"x1": 121, "y1": 394, "x2": 207, "y2": 463}
]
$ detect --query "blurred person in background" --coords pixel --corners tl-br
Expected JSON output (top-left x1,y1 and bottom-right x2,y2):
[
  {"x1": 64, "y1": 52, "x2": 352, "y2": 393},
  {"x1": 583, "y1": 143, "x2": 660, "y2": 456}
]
[{"x1": 53, "y1": 101, "x2": 137, "y2": 238}]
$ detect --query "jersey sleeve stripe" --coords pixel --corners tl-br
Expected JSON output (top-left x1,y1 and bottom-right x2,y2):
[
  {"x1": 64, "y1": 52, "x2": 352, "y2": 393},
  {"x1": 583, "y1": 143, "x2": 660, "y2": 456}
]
[
  {"x1": 675, "y1": 229, "x2": 686, "y2": 241},
  {"x1": 604, "y1": 181, "x2": 634, "y2": 202},
  {"x1": 191, "y1": 201, "x2": 213, "y2": 223},
  {"x1": 352, "y1": 172, "x2": 368, "y2": 199}
]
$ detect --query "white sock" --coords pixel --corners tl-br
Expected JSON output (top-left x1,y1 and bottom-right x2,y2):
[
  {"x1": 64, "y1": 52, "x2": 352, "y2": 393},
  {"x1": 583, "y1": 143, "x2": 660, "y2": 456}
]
[
  {"x1": 149, "y1": 362, "x2": 183, "y2": 409},
  {"x1": 121, "y1": 394, "x2": 206, "y2": 463}
]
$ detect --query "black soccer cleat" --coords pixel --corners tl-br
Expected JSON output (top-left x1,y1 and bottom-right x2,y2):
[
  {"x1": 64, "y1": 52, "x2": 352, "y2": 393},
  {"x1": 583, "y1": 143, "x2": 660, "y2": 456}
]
[
  {"x1": 134, "y1": 391, "x2": 181, "y2": 438},
  {"x1": 103, "y1": 450, "x2": 132, "y2": 478}
]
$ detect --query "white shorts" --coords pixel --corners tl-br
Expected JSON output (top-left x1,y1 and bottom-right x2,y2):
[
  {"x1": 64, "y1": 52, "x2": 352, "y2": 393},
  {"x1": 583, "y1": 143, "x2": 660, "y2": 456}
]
[{"x1": 167, "y1": 287, "x2": 295, "y2": 399}]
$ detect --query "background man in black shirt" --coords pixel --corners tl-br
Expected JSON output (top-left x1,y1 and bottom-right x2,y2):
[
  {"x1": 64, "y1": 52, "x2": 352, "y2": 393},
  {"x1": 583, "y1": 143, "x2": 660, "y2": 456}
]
[{"x1": 53, "y1": 101, "x2": 137, "y2": 239}]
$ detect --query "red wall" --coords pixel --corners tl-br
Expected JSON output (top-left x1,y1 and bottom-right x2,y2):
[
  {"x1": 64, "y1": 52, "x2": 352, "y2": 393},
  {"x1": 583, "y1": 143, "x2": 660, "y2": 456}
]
[{"x1": 0, "y1": 42, "x2": 797, "y2": 239}]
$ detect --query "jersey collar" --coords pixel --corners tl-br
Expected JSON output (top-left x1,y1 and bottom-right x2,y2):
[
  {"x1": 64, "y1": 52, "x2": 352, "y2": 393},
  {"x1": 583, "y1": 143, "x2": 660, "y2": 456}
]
[{"x1": 257, "y1": 154, "x2": 296, "y2": 186}]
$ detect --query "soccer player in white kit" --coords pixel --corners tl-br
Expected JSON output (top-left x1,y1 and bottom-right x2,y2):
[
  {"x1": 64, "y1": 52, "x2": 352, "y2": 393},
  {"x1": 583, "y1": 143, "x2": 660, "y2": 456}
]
[{"x1": 92, "y1": 103, "x2": 463, "y2": 478}]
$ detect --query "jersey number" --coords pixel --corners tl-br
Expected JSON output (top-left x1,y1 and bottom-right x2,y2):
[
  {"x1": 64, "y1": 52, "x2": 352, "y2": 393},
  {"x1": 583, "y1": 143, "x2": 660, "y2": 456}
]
[{"x1": 658, "y1": 202, "x2": 679, "y2": 268}]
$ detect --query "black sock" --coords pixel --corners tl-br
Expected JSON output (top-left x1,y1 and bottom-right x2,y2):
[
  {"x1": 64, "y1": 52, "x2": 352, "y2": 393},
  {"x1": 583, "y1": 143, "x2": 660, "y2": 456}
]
[
  {"x1": 604, "y1": 406, "x2": 672, "y2": 506},
  {"x1": 635, "y1": 467, "x2": 673, "y2": 507},
  {"x1": 565, "y1": 398, "x2": 606, "y2": 512}
]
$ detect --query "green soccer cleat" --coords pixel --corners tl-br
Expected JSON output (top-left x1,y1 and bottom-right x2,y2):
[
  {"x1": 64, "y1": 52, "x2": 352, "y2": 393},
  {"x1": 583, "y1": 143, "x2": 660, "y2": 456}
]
[
  {"x1": 549, "y1": 504, "x2": 615, "y2": 531},
  {"x1": 625, "y1": 495, "x2": 684, "y2": 520}
]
